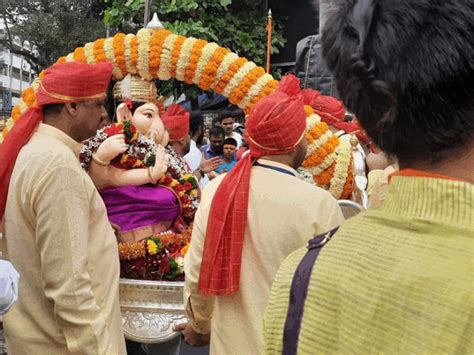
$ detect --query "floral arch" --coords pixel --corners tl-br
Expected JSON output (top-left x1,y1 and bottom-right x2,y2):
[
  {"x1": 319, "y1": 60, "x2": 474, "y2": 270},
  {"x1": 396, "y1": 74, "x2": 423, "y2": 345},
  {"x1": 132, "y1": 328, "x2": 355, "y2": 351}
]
[{"x1": 1, "y1": 27, "x2": 353, "y2": 200}]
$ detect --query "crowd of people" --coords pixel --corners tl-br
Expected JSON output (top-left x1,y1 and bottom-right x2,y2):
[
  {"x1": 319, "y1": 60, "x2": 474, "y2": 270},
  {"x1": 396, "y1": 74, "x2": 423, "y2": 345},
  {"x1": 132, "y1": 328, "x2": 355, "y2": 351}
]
[{"x1": 0, "y1": 0, "x2": 472, "y2": 354}]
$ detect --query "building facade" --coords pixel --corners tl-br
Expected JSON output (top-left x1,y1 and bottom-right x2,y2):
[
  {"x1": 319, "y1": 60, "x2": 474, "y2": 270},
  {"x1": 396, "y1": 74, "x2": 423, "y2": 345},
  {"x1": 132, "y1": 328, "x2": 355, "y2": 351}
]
[{"x1": 0, "y1": 21, "x2": 37, "y2": 127}]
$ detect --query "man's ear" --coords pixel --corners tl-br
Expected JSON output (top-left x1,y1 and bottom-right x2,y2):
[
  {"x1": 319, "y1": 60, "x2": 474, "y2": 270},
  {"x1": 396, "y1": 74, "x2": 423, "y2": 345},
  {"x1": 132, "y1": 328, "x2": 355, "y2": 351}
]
[
  {"x1": 116, "y1": 103, "x2": 132, "y2": 123},
  {"x1": 64, "y1": 102, "x2": 78, "y2": 116}
]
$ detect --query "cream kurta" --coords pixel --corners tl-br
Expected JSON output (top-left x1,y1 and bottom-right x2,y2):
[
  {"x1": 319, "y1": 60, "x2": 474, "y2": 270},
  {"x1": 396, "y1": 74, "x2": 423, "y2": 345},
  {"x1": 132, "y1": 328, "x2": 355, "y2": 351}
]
[
  {"x1": 184, "y1": 159, "x2": 344, "y2": 355},
  {"x1": 3, "y1": 123, "x2": 126, "y2": 355}
]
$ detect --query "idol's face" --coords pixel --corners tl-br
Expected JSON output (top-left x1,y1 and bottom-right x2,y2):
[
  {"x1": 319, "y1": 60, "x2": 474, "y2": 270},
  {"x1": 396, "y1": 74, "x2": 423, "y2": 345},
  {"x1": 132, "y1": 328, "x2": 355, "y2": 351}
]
[{"x1": 132, "y1": 102, "x2": 167, "y2": 145}]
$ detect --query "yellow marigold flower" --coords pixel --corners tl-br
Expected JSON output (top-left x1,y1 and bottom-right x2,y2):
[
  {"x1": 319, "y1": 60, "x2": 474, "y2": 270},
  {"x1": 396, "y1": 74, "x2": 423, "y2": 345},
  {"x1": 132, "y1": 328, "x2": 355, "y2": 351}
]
[
  {"x1": 170, "y1": 180, "x2": 179, "y2": 187},
  {"x1": 183, "y1": 173, "x2": 193, "y2": 180},
  {"x1": 181, "y1": 243, "x2": 190, "y2": 256},
  {"x1": 304, "y1": 105, "x2": 314, "y2": 116},
  {"x1": 147, "y1": 240, "x2": 158, "y2": 255}
]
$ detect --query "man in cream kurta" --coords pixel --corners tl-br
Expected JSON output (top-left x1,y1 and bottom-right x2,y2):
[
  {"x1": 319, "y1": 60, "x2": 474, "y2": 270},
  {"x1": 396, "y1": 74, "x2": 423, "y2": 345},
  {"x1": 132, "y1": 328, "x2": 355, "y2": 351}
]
[
  {"x1": 0, "y1": 61, "x2": 125, "y2": 355},
  {"x1": 3, "y1": 123, "x2": 126, "y2": 354},
  {"x1": 184, "y1": 159, "x2": 343, "y2": 354}
]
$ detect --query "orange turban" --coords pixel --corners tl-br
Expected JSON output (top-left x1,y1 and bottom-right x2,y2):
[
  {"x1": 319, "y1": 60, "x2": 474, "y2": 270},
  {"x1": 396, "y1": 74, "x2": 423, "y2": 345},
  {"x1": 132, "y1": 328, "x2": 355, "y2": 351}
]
[
  {"x1": 161, "y1": 104, "x2": 190, "y2": 141},
  {"x1": 198, "y1": 74, "x2": 307, "y2": 296},
  {"x1": 0, "y1": 61, "x2": 113, "y2": 218}
]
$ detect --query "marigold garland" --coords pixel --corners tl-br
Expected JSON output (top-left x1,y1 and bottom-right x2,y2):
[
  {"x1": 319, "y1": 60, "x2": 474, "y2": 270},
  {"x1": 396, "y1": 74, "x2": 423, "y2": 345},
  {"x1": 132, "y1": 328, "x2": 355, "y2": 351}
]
[
  {"x1": 329, "y1": 138, "x2": 352, "y2": 198},
  {"x1": 193, "y1": 42, "x2": 219, "y2": 85},
  {"x1": 229, "y1": 66, "x2": 265, "y2": 105},
  {"x1": 176, "y1": 37, "x2": 197, "y2": 81},
  {"x1": 137, "y1": 28, "x2": 153, "y2": 80},
  {"x1": 158, "y1": 34, "x2": 178, "y2": 81},
  {"x1": 118, "y1": 227, "x2": 192, "y2": 261},
  {"x1": 1, "y1": 28, "x2": 279, "y2": 144},
  {"x1": 314, "y1": 163, "x2": 335, "y2": 188},
  {"x1": 215, "y1": 57, "x2": 248, "y2": 94},
  {"x1": 84, "y1": 42, "x2": 95, "y2": 64},
  {"x1": 170, "y1": 35, "x2": 186, "y2": 77},
  {"x1": 21, "y1": 87, "x2": 37, "y2": 108},
  {"x1": 113, "y1": 33, "x2": 127, "y2": 77},
  {"x1": 223, "y1": 61, "x2": 256, "y2": 98},
  {"x1": 129, "y1": 35, "x2": 139, "y2": 74},
  {"x1": 93, "y1": 38, "x2": 107, "y2": 63},
  {"x1": 199, "y1": 46, "x2": 228, "y2": 90},
  {"x1": 11, "y1": 106, "x2": 21, "y2": 123},
  {"x1": 73, "y1": 47, "x2": 86, "y2": 62},
  {"x1": 341, "y1": 160, "x2": 354, "y2": 199},
  {"x1": 184, "y1": 39, "x2": 207, "y2": 84},
  {"x1": 148, "y1": 29, "x2": 171, "y2": 77}
]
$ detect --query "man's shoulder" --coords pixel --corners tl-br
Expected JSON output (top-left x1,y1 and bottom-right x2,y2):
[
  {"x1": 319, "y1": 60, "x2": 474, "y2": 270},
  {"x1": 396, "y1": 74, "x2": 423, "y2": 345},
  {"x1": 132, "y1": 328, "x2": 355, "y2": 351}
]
[{"x1": 15, "y1": 134, "x2": 82, "y2": 178}]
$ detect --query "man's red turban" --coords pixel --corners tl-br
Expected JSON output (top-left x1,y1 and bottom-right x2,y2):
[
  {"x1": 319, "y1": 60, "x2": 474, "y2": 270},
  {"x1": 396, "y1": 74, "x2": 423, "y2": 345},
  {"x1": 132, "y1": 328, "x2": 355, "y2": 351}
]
[
  {"x1": 161, "y1": 104, "x2": 190, "y2": 141},
  {"x1": 0, "y1": 61, "x2": 113, "y2": 218},
  {"x1": 198, "y1": 74, "x2": 307, "y2": 296},
  {"x1": 302, "y1": 89, "x2": 372, "y2": 146}
]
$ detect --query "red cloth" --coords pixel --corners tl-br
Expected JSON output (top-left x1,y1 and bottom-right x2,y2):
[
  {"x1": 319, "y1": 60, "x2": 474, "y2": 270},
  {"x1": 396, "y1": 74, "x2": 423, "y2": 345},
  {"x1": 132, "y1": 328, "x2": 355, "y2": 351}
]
[
  {"x1": 0, "y1": 61, "x2": 113, "y2": 218},
  {"x1": 302, "y1": 89, "x2": 345, "y2": 125},
  {"x1": 302, "y1": 89, "x2": 372, "y2": 147},
  {"x1": 161, "y1": 104, "x2": 190, "y2": 140},
  {"x1": 198, "y1": 74, "x2": 307, "y2": 296},
  {"x1": 235, "y1": 147, "x2": 248, "y2": 161}
]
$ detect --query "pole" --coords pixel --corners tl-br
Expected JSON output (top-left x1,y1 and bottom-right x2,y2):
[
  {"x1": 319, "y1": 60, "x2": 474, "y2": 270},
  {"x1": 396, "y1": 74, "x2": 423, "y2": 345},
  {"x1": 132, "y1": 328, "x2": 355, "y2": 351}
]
[
  {"x1": 144, "y1": 0, "x2": 151, "y2": 27},
  {"x1": 265, "y1": 9, "x2": 273, "y2": 74}
]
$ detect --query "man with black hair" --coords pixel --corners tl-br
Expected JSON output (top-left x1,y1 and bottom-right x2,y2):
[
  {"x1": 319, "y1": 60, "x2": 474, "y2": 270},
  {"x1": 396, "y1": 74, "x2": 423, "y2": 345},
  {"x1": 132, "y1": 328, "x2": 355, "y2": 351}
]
[
  {"x1": 200, "y1": 126, "x2": 225, "y2": 160},
  {"x1": 264, "y1": 1, "x2": 473, "y2": 353},
  {"x1": 218, "y1": 112, "x2": 243, "y2": 148}
]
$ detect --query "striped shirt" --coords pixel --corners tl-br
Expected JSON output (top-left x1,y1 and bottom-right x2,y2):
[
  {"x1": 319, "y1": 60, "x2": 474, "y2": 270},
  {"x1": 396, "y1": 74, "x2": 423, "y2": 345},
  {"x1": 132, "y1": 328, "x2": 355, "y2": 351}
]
[{"x1": 264, "y1": 176, "x2": 473, "y2": 354}]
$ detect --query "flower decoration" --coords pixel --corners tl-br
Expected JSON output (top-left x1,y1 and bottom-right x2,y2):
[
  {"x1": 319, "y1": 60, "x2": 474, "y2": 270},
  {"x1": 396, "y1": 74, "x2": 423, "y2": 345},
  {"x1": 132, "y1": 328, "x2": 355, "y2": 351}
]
[
  {"x1": 79, "y1": 121, "x2": 200, "y2": 222},
  {"x1": 118, "y1": 226, "x2": 192, "y2": 281},
  {"x1": 301, "y1": 112, "x2": 354, "y2": 199},
  {"x1": 1, "y1": 28, "x2": 279, "y2": 145}
]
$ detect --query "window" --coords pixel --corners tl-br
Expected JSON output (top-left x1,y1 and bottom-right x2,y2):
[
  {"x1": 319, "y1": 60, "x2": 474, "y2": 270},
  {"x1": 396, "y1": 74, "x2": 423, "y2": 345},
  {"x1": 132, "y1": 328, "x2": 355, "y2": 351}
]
[{"x1": 12, "y1": 67, "x2": 20, "y2": 80}]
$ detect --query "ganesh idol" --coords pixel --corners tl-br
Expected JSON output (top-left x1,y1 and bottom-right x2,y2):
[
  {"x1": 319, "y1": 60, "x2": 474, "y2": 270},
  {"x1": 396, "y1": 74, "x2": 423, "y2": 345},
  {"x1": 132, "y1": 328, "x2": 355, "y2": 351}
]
[{"x1": 79, "y1": 74, "x2": 199, "y2": 280}]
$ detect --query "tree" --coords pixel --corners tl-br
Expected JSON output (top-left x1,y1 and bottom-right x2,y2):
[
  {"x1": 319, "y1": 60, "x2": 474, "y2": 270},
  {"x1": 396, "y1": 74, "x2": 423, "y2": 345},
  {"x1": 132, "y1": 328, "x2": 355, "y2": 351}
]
[
  {"x1": 100, "y1": 0, "x2": 286, "y2": 104},
  {"x1": 0, "y1": 0, "x2": 108, "y2": 73}
]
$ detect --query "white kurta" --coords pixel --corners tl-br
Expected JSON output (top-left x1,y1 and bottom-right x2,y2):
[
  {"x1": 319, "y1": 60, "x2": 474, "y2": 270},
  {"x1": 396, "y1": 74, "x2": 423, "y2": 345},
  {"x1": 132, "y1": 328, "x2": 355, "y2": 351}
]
[
  {"x1": 184, "y1": 159, "x2": 344, "y2": 355},
  {"x1": 3, "y1": 123, "x2": 126, "y2": 355}
]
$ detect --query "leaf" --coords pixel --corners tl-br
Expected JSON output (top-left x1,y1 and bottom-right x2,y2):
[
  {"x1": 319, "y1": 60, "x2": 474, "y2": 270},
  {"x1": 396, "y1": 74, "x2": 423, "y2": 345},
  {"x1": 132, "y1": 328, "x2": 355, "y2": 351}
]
[{"x1": 219, "y1": 0, "x2": 232, "y2": 7}]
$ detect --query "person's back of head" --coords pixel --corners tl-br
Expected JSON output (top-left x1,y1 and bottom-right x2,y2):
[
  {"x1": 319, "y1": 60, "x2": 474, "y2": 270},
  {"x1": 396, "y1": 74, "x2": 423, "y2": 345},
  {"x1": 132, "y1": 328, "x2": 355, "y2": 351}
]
[
  {"x1": 190, "y1": 110, "x2": 203, "y2": 136},
  {"x1": 322, "y1": 0, "x2": 474, "y2": 167}
]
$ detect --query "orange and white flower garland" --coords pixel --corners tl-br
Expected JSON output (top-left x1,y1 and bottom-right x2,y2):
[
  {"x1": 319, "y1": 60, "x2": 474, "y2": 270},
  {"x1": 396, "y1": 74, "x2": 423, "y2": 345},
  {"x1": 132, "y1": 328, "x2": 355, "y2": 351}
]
[
  {"x1": 1, "y1": 28, "x2": 278, "y2": 144},
  {"x1": 302, "y1": 106, "x2": 354, "y2": 199}
]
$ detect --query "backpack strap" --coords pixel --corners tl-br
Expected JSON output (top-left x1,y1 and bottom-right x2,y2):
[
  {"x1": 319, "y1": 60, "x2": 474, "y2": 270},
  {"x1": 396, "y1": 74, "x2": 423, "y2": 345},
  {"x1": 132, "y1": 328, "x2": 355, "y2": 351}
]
[{"x1": 282, "y1": 227, "x2": 339, "y2": 355}]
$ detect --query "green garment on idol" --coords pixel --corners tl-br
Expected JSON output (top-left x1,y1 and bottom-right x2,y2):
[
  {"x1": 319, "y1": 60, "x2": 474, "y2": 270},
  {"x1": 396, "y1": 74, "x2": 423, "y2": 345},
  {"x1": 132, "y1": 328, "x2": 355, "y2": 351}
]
[{"x1": 264, "y1": 176, "x2": 473, "y2": 354}]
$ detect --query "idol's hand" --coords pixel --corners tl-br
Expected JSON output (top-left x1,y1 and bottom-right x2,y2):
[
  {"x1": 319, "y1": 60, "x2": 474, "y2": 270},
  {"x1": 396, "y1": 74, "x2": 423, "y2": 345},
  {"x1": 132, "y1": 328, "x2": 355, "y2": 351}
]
[
  {"x1": 150, "y1": 145, "x2": 169, "y2": 182},
  {"x1": 95, "y1": 134, "x2": 128, "y2": 162}
]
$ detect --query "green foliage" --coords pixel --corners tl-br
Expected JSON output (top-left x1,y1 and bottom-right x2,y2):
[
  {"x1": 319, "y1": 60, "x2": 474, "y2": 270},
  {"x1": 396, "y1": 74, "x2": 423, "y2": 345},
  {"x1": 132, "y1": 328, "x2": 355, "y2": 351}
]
[
  {"x1": 1, "y1": 0, "x2": 108, "y2": 73},
  {"x1": 100, "y1": 0, "x2": 286, "y2": 102}
]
